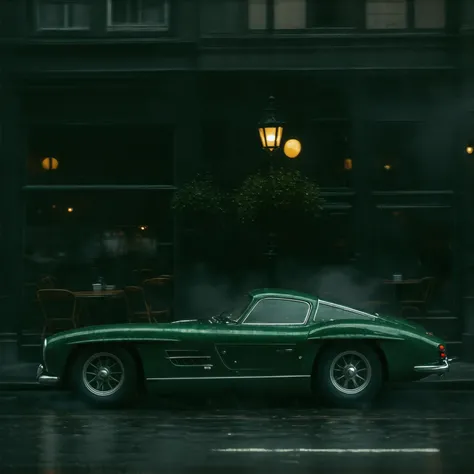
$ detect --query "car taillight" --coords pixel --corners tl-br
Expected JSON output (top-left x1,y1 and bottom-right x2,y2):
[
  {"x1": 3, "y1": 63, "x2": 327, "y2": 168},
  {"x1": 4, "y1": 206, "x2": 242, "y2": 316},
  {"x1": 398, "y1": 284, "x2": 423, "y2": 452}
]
[{"x1": 439, "y1": 344, "x2": 447, "y2": 359}]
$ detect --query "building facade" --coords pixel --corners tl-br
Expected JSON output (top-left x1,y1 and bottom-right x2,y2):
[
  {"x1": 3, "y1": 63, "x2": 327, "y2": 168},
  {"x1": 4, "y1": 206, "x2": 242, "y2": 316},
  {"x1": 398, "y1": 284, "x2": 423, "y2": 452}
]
[{"x1": 1, "y1": 0, "x2": 474, "y2": 363}]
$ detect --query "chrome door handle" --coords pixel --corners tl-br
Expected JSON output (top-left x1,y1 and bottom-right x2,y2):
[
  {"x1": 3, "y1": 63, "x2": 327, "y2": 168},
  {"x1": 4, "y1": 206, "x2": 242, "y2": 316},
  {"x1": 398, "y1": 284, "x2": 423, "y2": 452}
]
[{"x1": 276, "y1": 348, "x2": 294, "y2": 354}]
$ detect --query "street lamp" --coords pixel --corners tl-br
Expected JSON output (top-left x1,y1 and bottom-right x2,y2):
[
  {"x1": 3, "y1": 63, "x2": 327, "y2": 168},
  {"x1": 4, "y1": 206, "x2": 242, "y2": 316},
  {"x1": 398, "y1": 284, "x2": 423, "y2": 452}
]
[{"x1": 258, "y1": 96, "x2": 284, "y2": 154}]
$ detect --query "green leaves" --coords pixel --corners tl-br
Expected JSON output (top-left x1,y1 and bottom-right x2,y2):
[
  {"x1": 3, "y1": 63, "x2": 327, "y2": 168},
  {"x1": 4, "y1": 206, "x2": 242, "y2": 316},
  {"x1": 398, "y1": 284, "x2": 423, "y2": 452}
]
[
  {"x1": 234, "y1": 168, "x2": 324, "y2": 224},
  {"x1": 172, "y1": 169, "x2": 324, "y2": 230},
  {"x1": 171, "y1": 174, "x2": 228, "y2": 217}
]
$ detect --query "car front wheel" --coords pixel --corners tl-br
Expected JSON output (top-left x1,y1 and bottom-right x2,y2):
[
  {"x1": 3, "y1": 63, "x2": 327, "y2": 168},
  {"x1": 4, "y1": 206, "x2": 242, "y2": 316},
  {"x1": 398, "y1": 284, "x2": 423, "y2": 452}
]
[
  {"x1": 72, "y1": 346, "x2": 137, "y2": 408},
  {"x1": 316, "y1": 343, "x2": 383, "y2": 408}
]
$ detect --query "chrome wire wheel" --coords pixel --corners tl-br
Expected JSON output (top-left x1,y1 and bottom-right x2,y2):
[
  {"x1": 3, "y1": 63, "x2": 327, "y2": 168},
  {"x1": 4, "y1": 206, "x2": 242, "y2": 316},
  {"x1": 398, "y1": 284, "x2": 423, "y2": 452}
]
[
  {"x1": 82, "y1": 352, "x2": 125, "y2": 397},
  {"x1": 329, "y1": 350, "x2": 372, "y2": 395}
]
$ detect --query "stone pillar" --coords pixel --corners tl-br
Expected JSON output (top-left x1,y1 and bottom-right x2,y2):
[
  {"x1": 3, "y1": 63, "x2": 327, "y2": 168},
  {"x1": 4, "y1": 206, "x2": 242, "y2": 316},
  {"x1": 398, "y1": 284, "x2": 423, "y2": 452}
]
[
  {"x1": 172, "y1": 74, "x2": 202, "y2": 319},
  {"x1": 0, "y1": 81, "x2": 26, "y2": 356},
  {"x1": 460, "y1": 31, "x2": 474, "y2": 361}
]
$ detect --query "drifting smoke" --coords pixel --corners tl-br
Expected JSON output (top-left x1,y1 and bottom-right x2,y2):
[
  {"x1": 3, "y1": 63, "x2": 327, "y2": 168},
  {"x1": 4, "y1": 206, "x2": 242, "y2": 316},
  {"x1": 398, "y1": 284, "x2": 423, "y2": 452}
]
[{"x1": 180, "y1": 259, "x2": 381, "y2": 318}]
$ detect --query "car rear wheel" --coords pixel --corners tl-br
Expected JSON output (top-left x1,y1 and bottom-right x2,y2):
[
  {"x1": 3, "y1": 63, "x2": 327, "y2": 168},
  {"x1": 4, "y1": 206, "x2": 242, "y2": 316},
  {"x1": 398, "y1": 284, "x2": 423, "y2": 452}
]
[
  {"x1": 315, "y1": 343, "x2": 383, "y2": 408},
  {"x1": 72, "y1": 346, "x2": 137, "y2": 408}
]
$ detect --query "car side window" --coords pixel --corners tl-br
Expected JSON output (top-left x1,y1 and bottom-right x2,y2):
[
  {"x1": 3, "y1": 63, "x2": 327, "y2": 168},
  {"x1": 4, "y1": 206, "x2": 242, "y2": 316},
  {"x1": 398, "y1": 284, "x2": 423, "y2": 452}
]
[
  {"x1": 316, "y1": 303, "x2": 372, "y2": 322},
  {"x1": 244, "y1": 298, "x2": 309, "y2": 325}
]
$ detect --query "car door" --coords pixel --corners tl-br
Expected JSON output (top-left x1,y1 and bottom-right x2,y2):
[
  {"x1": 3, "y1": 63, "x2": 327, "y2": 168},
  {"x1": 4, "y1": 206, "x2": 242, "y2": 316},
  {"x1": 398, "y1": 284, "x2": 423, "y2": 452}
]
[{"x1": 214, "y1": 297, "x2": 312, "y2": 377}]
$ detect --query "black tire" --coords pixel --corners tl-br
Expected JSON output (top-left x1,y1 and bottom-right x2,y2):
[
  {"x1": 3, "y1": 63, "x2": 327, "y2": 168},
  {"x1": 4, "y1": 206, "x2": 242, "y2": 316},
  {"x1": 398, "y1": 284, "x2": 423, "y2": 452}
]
[
  {"x1": 71, "y1": 345, "x2": 138, "y2": 408},
  {"x1": 315, "y1": 342, "x2": 383, "y2": 408}
]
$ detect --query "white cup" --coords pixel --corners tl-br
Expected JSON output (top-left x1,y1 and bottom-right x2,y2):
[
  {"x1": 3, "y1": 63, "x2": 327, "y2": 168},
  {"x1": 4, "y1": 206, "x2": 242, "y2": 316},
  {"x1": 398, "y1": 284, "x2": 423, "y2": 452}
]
[{"x1": 92, "y1": 283, "x2": 102, "y2": 291}]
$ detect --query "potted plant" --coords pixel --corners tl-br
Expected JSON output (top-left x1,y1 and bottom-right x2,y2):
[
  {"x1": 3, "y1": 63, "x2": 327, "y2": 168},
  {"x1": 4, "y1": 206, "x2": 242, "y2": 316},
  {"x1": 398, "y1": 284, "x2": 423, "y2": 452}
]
[{"x1": 234, "y1": 167, "x2": 324, "y2": 231}]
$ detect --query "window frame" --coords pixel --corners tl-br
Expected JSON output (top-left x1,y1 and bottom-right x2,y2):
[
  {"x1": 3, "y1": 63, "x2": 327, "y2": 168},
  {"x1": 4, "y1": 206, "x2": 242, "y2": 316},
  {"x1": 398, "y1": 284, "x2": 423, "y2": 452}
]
[
  {"x1": 365, "y1": 0, "x2": 447, "y2": 31},
  {"x1": 314, "y1": 300, "x2": 375, "y2": 322},
  {"x1": 241, "y1": 297, "x2": 312, "y2": 326},
  {"x1": 247, "y1": 0, "x2": 447, "y2": 32},
  {"x1": 35, "y1": 0, "x2": 91, "y2": 32},
  {"x1": 106, "y1": 0, "x2": 170, "y2": 31}
]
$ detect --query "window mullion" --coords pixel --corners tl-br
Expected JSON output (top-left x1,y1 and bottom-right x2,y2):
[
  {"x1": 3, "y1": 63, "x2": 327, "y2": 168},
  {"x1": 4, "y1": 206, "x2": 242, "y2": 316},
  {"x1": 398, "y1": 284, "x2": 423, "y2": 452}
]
[
  {"x1": 407, "y1": 0, "x2": 415, "y2": 29},
  {"x1": 64, "y1": 3, "x2": 69, "y2": 28},
  {"x1": 267, "y1": 0, "x2": 274, "y2": 31}
]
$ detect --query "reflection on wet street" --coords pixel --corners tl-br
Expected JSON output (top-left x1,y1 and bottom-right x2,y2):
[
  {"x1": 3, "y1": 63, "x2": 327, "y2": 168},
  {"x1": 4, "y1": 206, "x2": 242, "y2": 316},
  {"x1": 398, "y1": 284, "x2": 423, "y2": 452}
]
[{"x1": 0, "y1": 389, "x2": 473, "y2": 473}]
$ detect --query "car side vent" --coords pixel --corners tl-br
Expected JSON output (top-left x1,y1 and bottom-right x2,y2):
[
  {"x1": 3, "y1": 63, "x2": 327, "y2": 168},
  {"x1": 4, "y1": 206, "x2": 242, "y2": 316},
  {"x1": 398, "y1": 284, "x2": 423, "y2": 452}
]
[{"x1": 165, "y1": 350, "x2": 211, "y2": 367}]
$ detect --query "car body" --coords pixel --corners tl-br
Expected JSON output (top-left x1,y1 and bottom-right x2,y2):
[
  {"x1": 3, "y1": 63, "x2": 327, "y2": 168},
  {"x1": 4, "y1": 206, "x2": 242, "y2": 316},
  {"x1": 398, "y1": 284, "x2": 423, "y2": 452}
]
[{"x1": 37, "y1": 288, "x2": 455, "y2": 407}]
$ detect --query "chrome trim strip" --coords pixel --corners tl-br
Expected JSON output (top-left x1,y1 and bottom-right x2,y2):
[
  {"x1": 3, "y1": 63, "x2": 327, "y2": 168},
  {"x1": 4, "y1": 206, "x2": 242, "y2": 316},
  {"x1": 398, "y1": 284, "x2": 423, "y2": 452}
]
[
  {"x1": 414, "y1": 358, "x2": 452, "y2": 373},
  {"x1": 166, "y1": 356, "x2": 211, "y2": 360},
  {"x1": 146, "y1": 375, "x2": 310, "y2": 381},
  {"x1": 68, "y1": 338, "x2": 181, "y2": 345},
  {"x1": 241, "y1": 298, "x2": 312, "y2": 326},
  {"x1": 42, "y1": 338, "x2": 48, "y2": 371}
]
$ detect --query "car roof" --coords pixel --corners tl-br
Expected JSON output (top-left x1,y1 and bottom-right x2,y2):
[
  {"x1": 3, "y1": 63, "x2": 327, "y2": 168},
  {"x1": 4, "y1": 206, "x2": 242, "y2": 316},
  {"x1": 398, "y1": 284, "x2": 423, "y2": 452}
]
[{"x1": 249, "y1": 288, "x2": 318, "y2": 304}]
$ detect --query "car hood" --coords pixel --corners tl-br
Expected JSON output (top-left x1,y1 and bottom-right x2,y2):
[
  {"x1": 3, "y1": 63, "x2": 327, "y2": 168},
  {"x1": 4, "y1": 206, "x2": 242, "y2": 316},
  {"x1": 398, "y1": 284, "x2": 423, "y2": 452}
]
[{"x1": 46, "y1": 319, "x2": 214, "y2": 345}]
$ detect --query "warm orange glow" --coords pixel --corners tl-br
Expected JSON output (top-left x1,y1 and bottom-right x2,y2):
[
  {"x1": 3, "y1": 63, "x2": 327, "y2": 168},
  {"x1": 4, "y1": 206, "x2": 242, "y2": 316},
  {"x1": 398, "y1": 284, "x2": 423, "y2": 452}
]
[
  {"x1": 283, "y1": 139, "x2": 302, "y2": 159},
  {"x1": 467, "y1": 146, "x2": 473, "y2": 155},
  {"x1": 41, "y1": 157, "x2": 59, "y2": 170},
  {"x1": 52, "y1": 204, "x2": 56, "y2": 209},
  {"x1": 439, "y1": 345, "x2": 445, "y2": 351},
  {"x1": 140, "y1": 225, "x2": 147, "y2": 231},
  {"x1": 259, "y1": 125, "x2": 283, "y2": 151},
  {"x1": 383, "y1": 164, "x2": 391, "y2": 170},
  {"x1": 344, "y1": 158, "x2": 353, "y2": 170},
  {"x1": 67, "y1": 207, "x2": 73, "y2": 213}
]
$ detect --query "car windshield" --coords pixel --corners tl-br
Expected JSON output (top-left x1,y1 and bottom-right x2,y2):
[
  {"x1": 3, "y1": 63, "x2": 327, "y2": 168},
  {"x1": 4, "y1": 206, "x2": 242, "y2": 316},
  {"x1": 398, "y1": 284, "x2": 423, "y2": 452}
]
[{"x1": 217, "y1": 293, "x2": 252, "y2": 322}]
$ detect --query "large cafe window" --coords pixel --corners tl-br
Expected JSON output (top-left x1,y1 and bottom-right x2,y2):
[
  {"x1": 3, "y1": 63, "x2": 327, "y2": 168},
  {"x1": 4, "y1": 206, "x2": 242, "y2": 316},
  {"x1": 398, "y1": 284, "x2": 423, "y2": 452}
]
[
  {"x1": 22, "y1": 124, "x2": 174, "y2": 333},
  {"x1": 369, "y1": 121, "x2": 453, "y2": 191},
  {"x1": 301, "y1": 120, "x2": 352, "y2": 188},
  {"x1": 370, "y1": 206, "x2": 455, "y2": 320}
]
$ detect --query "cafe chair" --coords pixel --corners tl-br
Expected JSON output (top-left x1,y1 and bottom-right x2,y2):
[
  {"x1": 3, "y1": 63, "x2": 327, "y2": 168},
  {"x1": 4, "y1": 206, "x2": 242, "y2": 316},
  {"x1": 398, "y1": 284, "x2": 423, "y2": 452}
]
[
  {"x1": 37, "y1": 289, "x2": 81, "y2": 340},
  {"x1": 132, "y1": 268, "x2": 154, "y2": 285},
  {"x1": 123, "y1": 286, "x2": 156, "y2": 323},
  {"x1": 142, "y1": 277, "x2": 172, "y2": 322},
  {"x1": 37, "y1": 275, "x2": 57, "y2": 290},
  {"x1": 400, "y1": 277, "x2": 435, "y2": 318}
]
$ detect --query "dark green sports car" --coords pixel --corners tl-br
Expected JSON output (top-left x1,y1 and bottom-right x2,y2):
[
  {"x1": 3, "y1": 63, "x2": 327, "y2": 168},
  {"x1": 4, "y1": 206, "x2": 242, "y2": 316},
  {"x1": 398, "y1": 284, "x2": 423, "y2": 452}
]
[{"x1": 37, "y1": 288, "x2": 454, "y2": 408}]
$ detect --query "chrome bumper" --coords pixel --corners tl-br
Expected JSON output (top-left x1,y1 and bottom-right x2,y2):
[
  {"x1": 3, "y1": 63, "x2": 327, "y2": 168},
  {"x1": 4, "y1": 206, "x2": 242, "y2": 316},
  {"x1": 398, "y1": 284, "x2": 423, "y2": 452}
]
[
  {"x1": 414, "y1": 358, "x2": 457, "y2": 374},
  {"x1": 36, "y1": 364, "x2": 60, "y2": 386}
]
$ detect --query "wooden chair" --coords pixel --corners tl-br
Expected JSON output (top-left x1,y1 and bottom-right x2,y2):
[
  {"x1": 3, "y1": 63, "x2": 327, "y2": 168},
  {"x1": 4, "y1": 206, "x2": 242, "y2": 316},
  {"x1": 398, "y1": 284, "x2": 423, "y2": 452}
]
[
  {"x1": 132, "y1": 268, "x2": 154, "y2": 285},
  {"x1": 400, "y1": 277, "x2": 435, "y2": 318},
  {"x1": 37, "y1": 275, "x2": 57, "y2": 290},
  {"x1": 123, "y1": 286, "x2": 154, "y2": 323},
  {"x1": 37, "y1": 289, "x2": 81, "y2": 340},
  {"x1": 142, "y1": 277, "x2": 172, "y2": 322}
]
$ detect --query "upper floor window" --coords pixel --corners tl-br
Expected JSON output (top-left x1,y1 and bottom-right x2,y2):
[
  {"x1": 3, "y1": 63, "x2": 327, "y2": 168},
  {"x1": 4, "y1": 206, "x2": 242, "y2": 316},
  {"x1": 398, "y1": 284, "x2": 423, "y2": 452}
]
[
  {"x1": 366, "y1": 0, "x2": 445, "y2": 29},
  {"x1": 248, "y1": 0, "x2": 356, "y2": 30},
  {"x1": 248, "y1": 0, "x2": 445, "y2": 31},
  {"x1": 107, "y1": 0, "x2": 169, "y2": 31},
  {"x1": 36, "y1": 0, "x2": 90, "y2": 31}
]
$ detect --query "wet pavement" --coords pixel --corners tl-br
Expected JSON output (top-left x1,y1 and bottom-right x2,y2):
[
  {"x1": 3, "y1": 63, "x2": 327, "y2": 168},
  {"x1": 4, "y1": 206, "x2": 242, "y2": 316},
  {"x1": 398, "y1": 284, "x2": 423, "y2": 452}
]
[{"x1": 0, "y1": 390, "x2": 473, "y2": 473}]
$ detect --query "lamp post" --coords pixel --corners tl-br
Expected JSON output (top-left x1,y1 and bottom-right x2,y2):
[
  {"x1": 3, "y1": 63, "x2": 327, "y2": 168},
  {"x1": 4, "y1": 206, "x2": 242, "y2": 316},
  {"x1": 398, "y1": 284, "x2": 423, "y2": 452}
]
[{"x1": 257, "y1": 96, "x2": 286, "y2": 287}]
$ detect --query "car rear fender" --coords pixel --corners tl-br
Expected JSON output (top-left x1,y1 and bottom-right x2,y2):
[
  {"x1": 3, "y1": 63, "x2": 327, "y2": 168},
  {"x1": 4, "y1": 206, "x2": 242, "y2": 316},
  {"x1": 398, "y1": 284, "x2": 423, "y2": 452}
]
[{"x1": 306, "y1": 338, "x2": 390, "y2": 382}]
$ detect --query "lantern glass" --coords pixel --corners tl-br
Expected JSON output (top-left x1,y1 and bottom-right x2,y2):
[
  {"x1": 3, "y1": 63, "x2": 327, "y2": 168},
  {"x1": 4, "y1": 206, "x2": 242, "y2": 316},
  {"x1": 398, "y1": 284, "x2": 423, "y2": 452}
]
[
  {"x1": 259, "y1": 125, "x2": 283, "y2": 151},
  {"x1": 258, "y1": 96, "x2": 284, "y2": 153}
]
